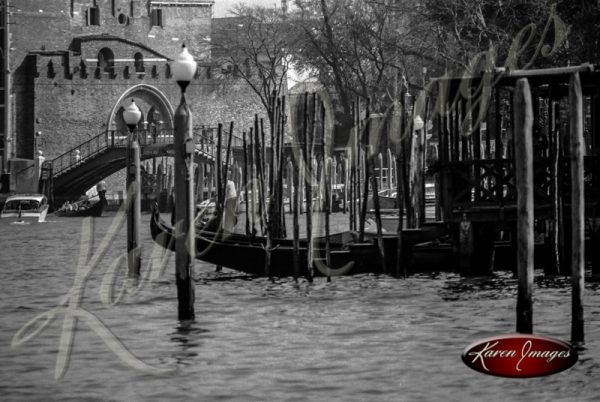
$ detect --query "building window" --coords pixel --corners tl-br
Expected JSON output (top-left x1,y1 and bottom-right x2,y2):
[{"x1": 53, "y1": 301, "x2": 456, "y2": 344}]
[
  {"x1": 134, "y1": 53, "x2": 145, "y2": 73},
  {"x1": 150, "y1": 9, "x2": 162, "y2": 27},
  {"x1": 118, "y1": 13, "x2": 129, "y2": 25},
  {"x1": 98, "y1": 48, "x2": 115, "y2": 75},
  {"x1": 87, "y1": 6, "x2": 100, "y2": 26}
]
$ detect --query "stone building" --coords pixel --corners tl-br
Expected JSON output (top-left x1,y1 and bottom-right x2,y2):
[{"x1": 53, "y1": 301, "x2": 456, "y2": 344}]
[{"x1": 0, "y1": 0, "x2": 267, "y2": 196}]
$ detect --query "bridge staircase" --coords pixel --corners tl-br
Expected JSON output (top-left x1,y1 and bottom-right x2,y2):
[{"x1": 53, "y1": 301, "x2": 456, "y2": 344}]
[{"x1": 40, "y1": 128, "x2": 220, "y2": 202}]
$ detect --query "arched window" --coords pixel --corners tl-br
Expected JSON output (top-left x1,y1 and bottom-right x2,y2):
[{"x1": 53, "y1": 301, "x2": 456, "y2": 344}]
[
  {"x1": 134, "y1": 52, "x2": 145, "y2": 73},
  {"x1": 97, "y1": 48, "x2": 115, "y2": 75}
]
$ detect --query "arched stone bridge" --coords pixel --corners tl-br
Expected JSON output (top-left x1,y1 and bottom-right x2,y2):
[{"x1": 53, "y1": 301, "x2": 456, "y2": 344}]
[{"x1": 49, "y1": 127, "x2": 228, "y2": 198}]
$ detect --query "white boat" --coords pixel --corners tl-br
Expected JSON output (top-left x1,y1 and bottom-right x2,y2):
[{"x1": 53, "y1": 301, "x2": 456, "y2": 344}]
[{"x1": 1, "y1": 194, "x2": 49, "y2": 222}]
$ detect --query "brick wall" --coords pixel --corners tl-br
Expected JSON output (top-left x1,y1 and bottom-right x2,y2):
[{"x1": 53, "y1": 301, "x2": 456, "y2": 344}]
[
  {"x1": 9, "y1": 1, "x2": 212, "y2": 70},
  {"x1": 31, "y1": 47, "x2": 265, "y2": 160},
  {"x1": 9, "y1": 0, "x2": 276, "y2": 195}
]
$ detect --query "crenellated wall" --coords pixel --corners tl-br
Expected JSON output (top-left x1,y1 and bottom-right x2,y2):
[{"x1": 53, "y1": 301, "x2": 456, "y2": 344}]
[
  {"x1": 8, "y1": 1, "x2": 212, "y2": 68},
  {"x1": 4, "y1": 0, "x2": 283, "y2": 196},
  {"x1": 29, "y1": 45, "x2": 263, "y2": 161},
  {"x1": 9, "y1": 1, "x2": 264, "y2": 162}
]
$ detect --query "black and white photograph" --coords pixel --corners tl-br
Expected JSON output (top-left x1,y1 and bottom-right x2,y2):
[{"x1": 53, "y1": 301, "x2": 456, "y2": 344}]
[{"x1": 0, "y1": 0, "x2": 599, "y2": 400}]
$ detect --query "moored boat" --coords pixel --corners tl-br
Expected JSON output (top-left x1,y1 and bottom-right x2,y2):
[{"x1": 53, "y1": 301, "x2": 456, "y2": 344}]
[
  {"x1": 150, "y1": 205, "x2": 449, "y2": 277},
  {"x1": 1, "y1": 194, "x2": 49, "y2": 222}
]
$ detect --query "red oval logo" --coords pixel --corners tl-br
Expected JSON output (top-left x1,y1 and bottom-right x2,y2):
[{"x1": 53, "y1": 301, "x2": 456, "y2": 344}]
[{"x1": 462, "y1": 334, "x2": 578, "y2": 378}]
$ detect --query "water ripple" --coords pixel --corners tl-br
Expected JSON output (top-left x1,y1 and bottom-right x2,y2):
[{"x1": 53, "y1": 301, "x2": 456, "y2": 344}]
[{"x1": 0, "y1": 215, "x2": 598, "y2": 400}]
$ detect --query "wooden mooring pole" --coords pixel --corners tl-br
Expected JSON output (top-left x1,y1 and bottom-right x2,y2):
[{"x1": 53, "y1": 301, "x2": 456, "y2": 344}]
[
  {"x1": 243, "y1": 131, "x2": 250, "y2": 236},
  {"x1": 390, "y1": 101, "x2": 405, "y2": 277},
  {"x1": 514, "y1": 78, "x2": 534, "y2": 334},
  {"x1": 292, "y1": 159, "x2": 300, "y2": 281},
  {"x1": 304, "y1": 93, "x2": 315, "y2": 282},
  {"x1": 216, "y1": 124, "x2": 223, "y2": 219},
  {"x1": 570, "y1": 72, "x2": 585, "y2": 346},
  {"x1": 358, "y1": 99, "x2": 370, "y2": 242},
  {"x1": 322, "y1": 100, "x2": 332, "y2": 281},
  {"x1": 368, "y1": 114, "x2": 387, "y2": 274},
  {"x1": 249, "y1": 128, "x2": 256, "y2": 235}
]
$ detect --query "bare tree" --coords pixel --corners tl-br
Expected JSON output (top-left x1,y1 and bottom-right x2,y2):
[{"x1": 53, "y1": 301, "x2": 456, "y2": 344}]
[
  {"x1": 414, "y1": 0, "x2": 599, "y2": 73},
  {"x1": 211, "y1": 5, "x2": 300, "y2": 124},
  {"x1": 290, "y1": 0, "x2": 437, "y2": 119}
]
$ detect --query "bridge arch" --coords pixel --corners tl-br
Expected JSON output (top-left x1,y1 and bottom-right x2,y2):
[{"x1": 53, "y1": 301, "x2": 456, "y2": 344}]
[{"x1": 106, "y1": 84, "x2": 175, "y2": 133}]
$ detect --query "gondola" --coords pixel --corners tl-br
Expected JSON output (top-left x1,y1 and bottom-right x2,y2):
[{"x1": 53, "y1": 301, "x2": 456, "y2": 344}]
[
  {"x1": 54, "y1": 195, "x2": 107, "y2": 217},
  {"x1": 150, "y1": 205, "x2": 450, "y2": 277}
]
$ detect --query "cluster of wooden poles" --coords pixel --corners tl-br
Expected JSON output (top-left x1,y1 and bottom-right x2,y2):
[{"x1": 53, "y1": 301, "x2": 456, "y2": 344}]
[
  {"x1": 214, "y1": 90, "x2": 427, "y2": 282},
  {"x1": 514, "y1": 73, "x2": 585, "y2": 345}
]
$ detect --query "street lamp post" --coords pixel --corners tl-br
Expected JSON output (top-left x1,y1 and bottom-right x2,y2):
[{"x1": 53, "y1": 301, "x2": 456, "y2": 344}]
[
  {"x1": 123, "y1": 99, "x2": 142, "y2": 279},
  {"x1": 172, "y1": 44, "x2": 196, "y2": 321}
]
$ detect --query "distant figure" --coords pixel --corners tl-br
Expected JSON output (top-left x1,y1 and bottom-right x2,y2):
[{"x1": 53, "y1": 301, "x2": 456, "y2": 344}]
[
  {"x1": 96, "y1": 180, "x2": 107, "y2": 200},
  {"x1": 223, "y1": 179, "x2": 238, "y2": 232},
  {"x1": 170, "y1": 189, "x2": 176, "y2": 226}
]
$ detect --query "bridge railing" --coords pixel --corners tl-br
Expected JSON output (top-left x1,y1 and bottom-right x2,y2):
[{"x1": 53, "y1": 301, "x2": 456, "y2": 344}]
[
  {"x1": 51, "y1": 125, "x2": 234, "y2": 178},
  {"x1": 52, "y1": 130, "x2": 126, "y2": 176}
]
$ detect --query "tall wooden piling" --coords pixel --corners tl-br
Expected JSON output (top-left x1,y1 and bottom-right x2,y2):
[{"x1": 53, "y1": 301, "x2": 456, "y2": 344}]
[
  {"x1": 292, "y1": 159, "x2": 300, "y2": 281},
  {"x1": 197, "y1": 163, "x2": 204, "y2": 203},
  {"x1": 514, "y1": 78, "x2": 534, "y2": 334},
  {"x1": 243, "y1": 131, "x2": 250, "y2": 236},
  {"x1": 354, "y1": 99, "x2": 362, "y2": 231},
  {"x1": 344, "y1": 156, "x2": 349, "y2": 214},
  {"x1": 349, "y1": 103, "x2": 354, "y2": 228},
  {"x1": 369, "y1": 115, "x2": 387, "y2": 274},
  {"x1": 378, "y1": 153, "x2": 384, "y2": 191},
  {"x1": 223, "y1": 122, "x2": 234, "y2": 195},
  {"x1": 549, "y1": 99, "x2": 562, "y2": 276},
  {"x1": 349, "y1": 103, "x2": 355, "y2": 230},
  {"x1": 299, "y1": 158, "x2": 304, "y2": 214},
  {"x1": 216, "y1": 124, "x2": 223, "y2": 218},
  {"x1": 358, "y1": 100, "x2": 370, "y2": 242},
  {"x1": 391, "y1": 101, "x2": 405, "y2": 277},
  {"x1": 304, "y1": 93, "x2": 315, "y2": 282},
  {"x1": 570, "y1": 72, "x2": 585, "y2": 346},
  {"x1": 249, "y1": 128, "x2": 256, "y2": 235},
  {"x1": 254, "y1": 118, "x2": 266, "y2": 235},
  {"x1": 287, "y1": 159, "x2": 293, "y2": 214},
  {"x1": 207, "y1": 164, "x2": 214, "y2": 203},
  {"x1": 387, "y1": 149, "x2": 393, "y2": 193},
  {"x1": 221, "y1": 122, "x2": 235, "y2": 237},
  {"x1": 274, "y1": 97, "x2": 286, "y2": 238},
  {"x1": 322, "y1": 101, "x2": 332, "y2": 281},
  {"x1": 264, "y1": 111, "x2": 274, "y2": 278}
]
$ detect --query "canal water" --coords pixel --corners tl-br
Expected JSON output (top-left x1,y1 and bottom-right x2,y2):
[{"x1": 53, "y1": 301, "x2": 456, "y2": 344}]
[{"x1": 0, "y1": 212, "x2": 598, "y2": 401}]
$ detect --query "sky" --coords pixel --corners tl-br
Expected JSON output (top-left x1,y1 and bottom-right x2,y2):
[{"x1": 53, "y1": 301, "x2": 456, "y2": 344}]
[{"x1": 213, "y1": 0, "x2": 283, "y2": 18}]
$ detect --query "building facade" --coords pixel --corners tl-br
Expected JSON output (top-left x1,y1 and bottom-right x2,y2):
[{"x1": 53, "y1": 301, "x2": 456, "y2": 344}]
[{"x1": 0, "y1": 0, "x2": 266, "y2": 194}]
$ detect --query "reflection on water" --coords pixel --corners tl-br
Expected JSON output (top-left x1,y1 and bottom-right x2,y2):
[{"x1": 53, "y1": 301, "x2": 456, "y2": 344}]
[
  {"x1": 0, "y1": 213, "x2": 598, "y2": 401},
  {"x1": 170, "y1": 322, "x2": 206, "y2": 366}
]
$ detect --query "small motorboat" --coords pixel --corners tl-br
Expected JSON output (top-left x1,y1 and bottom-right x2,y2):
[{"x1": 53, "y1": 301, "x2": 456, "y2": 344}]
[{"x1": 1, "y1": 194, "x2": 49, "y2": 222}]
